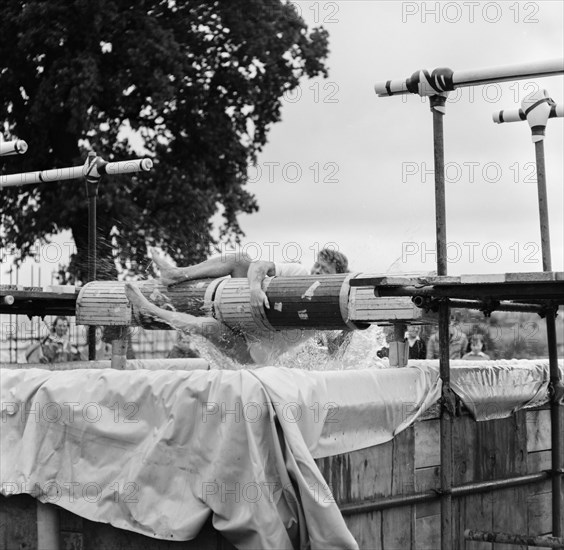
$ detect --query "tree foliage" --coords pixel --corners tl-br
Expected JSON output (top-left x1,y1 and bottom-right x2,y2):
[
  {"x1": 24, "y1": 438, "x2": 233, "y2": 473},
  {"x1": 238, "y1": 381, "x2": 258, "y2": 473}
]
[{"x1": 0, "y1": 0, "x2": 329, "y2": 281}]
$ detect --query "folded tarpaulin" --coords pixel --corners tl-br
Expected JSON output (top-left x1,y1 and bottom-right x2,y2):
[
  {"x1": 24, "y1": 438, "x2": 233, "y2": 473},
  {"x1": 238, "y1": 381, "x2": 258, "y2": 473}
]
[
  {"x1": 252, "y1": 365, "x2": 442, "y2": 459},
  {"x1": 0, "y1": 361, "x2": 560, "y2": 547},
  {"x1": 0, "y1": 365, "x2": 442, "y2": 548},
  {"x1": 449, "y1": 359, "x2": 562, "y2": 420},
  {"x1": 410, "y1": 359, "x2": 563, "y2": 421}
]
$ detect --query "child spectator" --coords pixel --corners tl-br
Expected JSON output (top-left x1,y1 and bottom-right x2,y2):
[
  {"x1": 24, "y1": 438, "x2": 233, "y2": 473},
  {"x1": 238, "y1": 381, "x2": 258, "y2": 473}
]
[{"x1": 462, "y1": 333, "x2": 490, "y2": 361}]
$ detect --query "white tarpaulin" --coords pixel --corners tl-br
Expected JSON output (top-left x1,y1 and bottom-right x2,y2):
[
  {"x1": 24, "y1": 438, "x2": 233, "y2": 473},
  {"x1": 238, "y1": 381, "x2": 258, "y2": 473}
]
[
  {"x1": 410, "y1": 359, "x2": 563, "y2": 420},
  {"x1": 0, "y1": 360, "x2": 560, "y2": 548}
]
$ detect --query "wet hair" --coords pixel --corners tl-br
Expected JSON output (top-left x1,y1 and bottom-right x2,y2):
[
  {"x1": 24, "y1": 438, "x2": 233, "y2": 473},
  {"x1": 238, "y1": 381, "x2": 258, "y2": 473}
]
[{"x1": 318, "y1": 248, "x2": 349, "y2": 274}]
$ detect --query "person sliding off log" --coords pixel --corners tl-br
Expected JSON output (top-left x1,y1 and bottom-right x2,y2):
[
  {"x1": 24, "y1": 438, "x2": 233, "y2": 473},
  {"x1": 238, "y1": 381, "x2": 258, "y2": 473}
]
[{"x1": 124, "y1": 247, "x2": 349, "y2": 366}]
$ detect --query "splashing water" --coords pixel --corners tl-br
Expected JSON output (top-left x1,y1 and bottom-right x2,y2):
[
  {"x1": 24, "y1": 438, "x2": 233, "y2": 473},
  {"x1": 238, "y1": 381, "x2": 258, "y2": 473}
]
[{"x1": 186, "y1": 324, "x2": 389, "y2": 371}]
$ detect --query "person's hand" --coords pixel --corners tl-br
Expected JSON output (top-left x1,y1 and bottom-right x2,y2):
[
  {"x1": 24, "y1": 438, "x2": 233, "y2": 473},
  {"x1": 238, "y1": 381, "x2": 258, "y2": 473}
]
[{"x1": 250, "y1": 287, "x2": 270, "y2": 326}]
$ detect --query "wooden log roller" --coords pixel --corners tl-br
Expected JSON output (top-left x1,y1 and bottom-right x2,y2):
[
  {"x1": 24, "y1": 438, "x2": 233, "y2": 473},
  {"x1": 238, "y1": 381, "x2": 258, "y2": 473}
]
[
  {"x1": 76, "y1": 273, "x2": 437, "y2": 368},
  {"x1": 76, "y1": 273, "x2": 436, "y2": 368},
  {"x1": 76, "y1": 274, "x2": 437, "y2": 332}
]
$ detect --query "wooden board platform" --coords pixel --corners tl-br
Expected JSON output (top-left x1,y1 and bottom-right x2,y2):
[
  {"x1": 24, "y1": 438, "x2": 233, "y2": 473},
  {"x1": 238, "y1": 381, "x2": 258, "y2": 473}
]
[
  {"x1": 0, "y1": 285, "x2": 78, "y2": 316},
  {"x1": 350, "y1": 271, "x2": 564, "y2": 303}
]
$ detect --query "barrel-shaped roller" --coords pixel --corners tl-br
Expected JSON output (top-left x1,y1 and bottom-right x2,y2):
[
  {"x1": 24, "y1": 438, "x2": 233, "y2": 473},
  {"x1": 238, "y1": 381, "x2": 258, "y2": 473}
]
[
  {"x1": 261, "y1": 274, "x2": 355, "y2": 330},
  {"x1": 213, "y1": 278, "x2": 272, "y2": 332},
  {"x1": 76, "y1": 274, "x2": 435, "y2": 330},
  {"x1": 76, "y1": 279, "x2": 217, "y2": 326}
]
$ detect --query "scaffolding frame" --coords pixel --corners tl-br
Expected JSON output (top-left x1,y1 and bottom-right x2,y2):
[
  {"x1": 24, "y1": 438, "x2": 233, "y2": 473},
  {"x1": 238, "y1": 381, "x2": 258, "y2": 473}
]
[{"x1": 367, "y1": 59, "x2": 564, "y2": 548}]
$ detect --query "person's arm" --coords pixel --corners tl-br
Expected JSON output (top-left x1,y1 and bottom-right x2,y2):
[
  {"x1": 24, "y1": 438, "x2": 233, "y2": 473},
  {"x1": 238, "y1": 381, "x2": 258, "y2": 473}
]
[
  {"x1": 247, "y1": 261, "x2": 277, "y2": 320},
  {"x1": 40, "y1": 337, "x2": 56, "y2": 363}
]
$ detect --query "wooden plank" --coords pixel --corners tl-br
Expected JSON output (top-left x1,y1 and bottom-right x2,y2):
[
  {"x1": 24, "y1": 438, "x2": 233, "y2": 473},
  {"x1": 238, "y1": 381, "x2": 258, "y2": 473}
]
[
  {"x1": 345, "y1": 512, "x2": 383, "y2": 550},
  {"x1": 414, "y1": 420, "x2": 440, "y2": 469},
  {"x1": 460, "y1": 493, "x2": 494, "y2": 550},
  {"x1": 0, "y1": 494, "x2": 38, "y2": 550},
  {"x1": 460, "y1": 273, "x2": 507, "y2": 284},
  {"x1": 415, "y1": 466, "x2": 440, "y2": 493},
  {"x1": 452, "y1": 413, "x2": 479, "y2": 548},
  {"x1": 493, "y1": 488, "x2": 528, "y2": 550},
  {"x1": 504, "y1": 271, "x2": 563, "y2": 282},
  {"x1": 453, "y1": 414, "x2": 477, "y2": 485},
  {"x1": 526, "y1": 410, "x2": 551, "y2": 453},
  {"x1": 82, "y1": 515, "x2": 236, "y2": 549},
  {"x1": 316, "y1": 442, "x2": 393, "y2": 505},
  {"x1": 416, "y1": 499, "x2": 440, "y2": 519},
  {"x1": 527, "y1": 450, "x2": 551, "y2": 473},
  {"x1": 416, "y1": 514, "x2": 440, "y2": 550},
  {"x1": 348, "y1": 288, "x2": 437, "y2": 324},
  {"x1": 59, "y1": 506, "x2": 83, "y2": 550},
  {"x1": 527, "y1": 488, "x2": 552, "y2": 537},
  {"x1": 350, "y1": 274, "x2": 461, "y2": 287},
  {"x1": 383, "y1": 427, "x2": 415, "y2": 549},
  {"x1": 61, "y1": 531, "x2": 83, "y2": 550},
  {"x1": 472, "y1": 414, "x2": 528, "y2": 550},
  {"x1": 317, "y1": 439, "x2": 397, "y2": 548}
]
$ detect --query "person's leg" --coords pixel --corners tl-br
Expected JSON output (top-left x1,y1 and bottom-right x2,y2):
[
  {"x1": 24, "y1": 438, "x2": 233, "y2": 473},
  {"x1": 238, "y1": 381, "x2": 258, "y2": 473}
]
[
  {"x1": 149, "y1": 247, "x2": 251, "y2": 286},
  {"x1": 125, "y1": 282, "x2": 227, "y2": 343},
  {"x1": 125, "y1": 282, "x2": 254, "y2": 364}
]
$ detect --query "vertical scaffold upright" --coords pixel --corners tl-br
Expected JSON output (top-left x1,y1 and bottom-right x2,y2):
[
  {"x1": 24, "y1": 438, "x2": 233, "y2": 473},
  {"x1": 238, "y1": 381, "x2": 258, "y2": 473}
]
[
  {"x1": 374, "y1": 58, "x2": 564, "y2": 549},
  {"x1": 493, "y1": 88, "x2": 564, "y2": 542}
]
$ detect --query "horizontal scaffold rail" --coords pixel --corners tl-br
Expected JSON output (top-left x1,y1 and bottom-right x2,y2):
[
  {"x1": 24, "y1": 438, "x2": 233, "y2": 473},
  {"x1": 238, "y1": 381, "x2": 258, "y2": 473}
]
[
  {"x1": 0, "y1": 158, "x2": 153, "y2": 188},
  {"x1": 374, "y1": 58, "x2": 564, "y2": 97},
  {"x1": 2, "y1": 271, "x2": 562, "y2": 328}
]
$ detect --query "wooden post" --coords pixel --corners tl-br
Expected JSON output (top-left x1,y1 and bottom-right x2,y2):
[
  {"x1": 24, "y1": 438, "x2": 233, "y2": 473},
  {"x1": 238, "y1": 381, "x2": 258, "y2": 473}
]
[
  {"x1": 388, "y1": 322, "x2": 408, "y2": 367},
  {"x1": 430, "y1": 93, "x2": 448, "y2": 277},
  {"x1": 110, "y1": 326, "x2": 129, "y2": 370},
  {"x1": 503, "y1": 89, "x2": 563, "y2": 540},
  {"x1": 546, "y1": 308, "x2": 564, "y2": 540},
  {"x1": 438, "y1": 299, "x2": 453, "y2": 550},
  {"x1": 84, "y1": 152, "x2": 99, "y2": 361},
  {"x1": 36, "y1": 501, "x2": 60, "y2": 550}
]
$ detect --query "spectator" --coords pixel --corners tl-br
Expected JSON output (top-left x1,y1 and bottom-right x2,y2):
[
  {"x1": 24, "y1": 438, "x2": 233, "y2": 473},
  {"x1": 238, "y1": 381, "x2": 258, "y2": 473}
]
[
  {"x1": 462, "y1": 333, "x2": 490, "y2": 361},
  {"x1": 93, "y1": 326, "x2": 113, "y2": 360},
  {"x1": 26, "y1": 316, "x2": 82, "y2": 363},
  {"x1": 406, "y1": 325, "x2": 426, "y2": 359},
  {"x1": 426, "y1": 321, "x2": 468, "y2": 360}
]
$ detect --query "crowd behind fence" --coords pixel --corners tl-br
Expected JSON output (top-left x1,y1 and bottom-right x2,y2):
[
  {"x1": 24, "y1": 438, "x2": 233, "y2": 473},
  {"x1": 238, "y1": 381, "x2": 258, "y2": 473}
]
[
  {"x1": 2, "y1": 311, "x2": 563, "y2": 365},
  {"x1": 0, "y1": 318, "x2": 178, "y2": 364}
]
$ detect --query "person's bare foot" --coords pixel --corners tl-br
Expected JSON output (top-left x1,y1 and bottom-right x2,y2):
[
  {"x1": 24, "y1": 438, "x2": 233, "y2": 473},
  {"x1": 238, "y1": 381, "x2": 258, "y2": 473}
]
[
  {"x1": 149, "y1": 287, "x2": 176, "y2": 311},
  {"x1": 124, "y1": 282, "x2": 164, "y2": 323},
  {"x1": 148, "y1": 247, "x2": 182, "y2": 286}
]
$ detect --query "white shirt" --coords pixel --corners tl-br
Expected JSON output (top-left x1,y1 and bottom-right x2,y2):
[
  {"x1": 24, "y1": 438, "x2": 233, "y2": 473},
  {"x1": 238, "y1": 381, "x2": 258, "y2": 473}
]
[{"x1": 274, "y1": 262, "x2": 309, "y2": 277}]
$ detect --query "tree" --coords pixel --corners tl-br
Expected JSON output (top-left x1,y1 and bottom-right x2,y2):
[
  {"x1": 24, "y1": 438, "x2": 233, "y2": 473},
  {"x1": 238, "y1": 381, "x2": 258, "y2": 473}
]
[{"x1": 0, "y1": 0, "x2": 329, "y2": 282}]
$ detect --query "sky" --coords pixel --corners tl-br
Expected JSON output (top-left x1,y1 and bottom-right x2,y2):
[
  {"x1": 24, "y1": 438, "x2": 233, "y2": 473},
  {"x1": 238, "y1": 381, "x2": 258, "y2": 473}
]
[
  {"x1": 238, "y1": 0, "x2": 564, "y2": 275},
  {"x1": 2, "y1": 0, "x2": 563, "y2": 286}
]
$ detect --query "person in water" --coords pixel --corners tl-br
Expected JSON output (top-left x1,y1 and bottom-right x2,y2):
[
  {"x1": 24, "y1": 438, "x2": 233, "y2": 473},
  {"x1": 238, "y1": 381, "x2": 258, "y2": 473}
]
[{"x1": 125, "y1": 247, "x2": 349, "y2": 366}]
